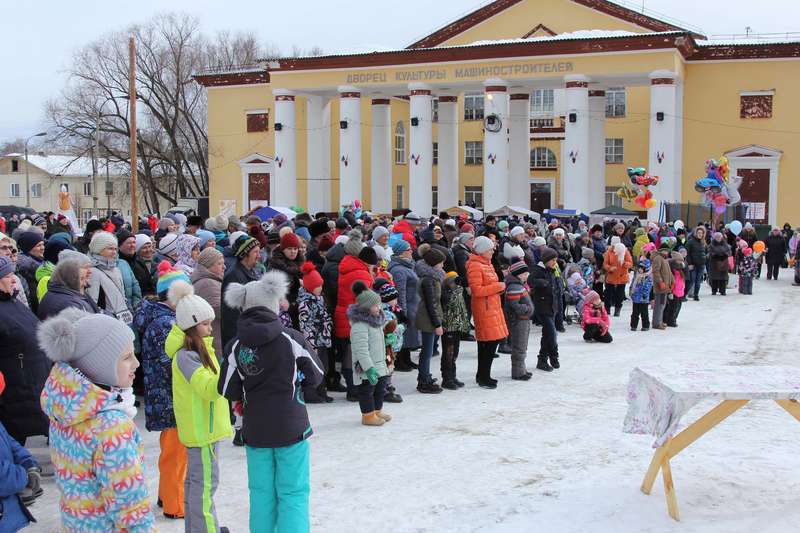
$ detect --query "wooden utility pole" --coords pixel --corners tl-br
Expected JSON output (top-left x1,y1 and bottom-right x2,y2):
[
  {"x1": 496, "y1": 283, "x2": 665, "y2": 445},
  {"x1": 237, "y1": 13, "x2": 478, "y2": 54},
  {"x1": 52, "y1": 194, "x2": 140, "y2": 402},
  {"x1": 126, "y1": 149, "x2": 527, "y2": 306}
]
[{"x1": 129, "y1": 36, "x2": 139, "y2": 232}]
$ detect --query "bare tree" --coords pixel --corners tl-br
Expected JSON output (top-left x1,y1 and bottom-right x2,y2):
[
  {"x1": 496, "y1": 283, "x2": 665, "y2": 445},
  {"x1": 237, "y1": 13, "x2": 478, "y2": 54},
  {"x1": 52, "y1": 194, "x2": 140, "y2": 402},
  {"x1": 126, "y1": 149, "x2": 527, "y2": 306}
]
[{"x1": 0, "y1": 138, "x2": 26, "y2": 155}]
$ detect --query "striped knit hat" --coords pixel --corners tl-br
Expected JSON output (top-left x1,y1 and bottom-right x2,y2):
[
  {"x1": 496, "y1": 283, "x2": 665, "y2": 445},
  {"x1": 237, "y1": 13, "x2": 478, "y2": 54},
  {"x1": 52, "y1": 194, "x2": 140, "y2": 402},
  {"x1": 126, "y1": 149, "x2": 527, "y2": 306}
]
[
  {"x1": 234, "y1": 235, "x2": 259, "y2": 259},
  {"x1": 156, "y1": 260, "x2": 190, "y2": 295}
]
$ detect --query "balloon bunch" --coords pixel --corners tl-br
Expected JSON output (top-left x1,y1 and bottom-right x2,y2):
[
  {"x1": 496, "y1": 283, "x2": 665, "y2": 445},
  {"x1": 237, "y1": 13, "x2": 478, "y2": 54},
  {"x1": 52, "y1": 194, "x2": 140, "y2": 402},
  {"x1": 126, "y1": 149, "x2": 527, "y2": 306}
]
[
  {"x1": 695, "y1": 156, "x2": 741, "y2": 215},
  {"x1": 352, "y1": 199, "x2": 363, "y2": 219},
  {"x1": 626, "y1": 167, "x2": 659, "y2": 209}
]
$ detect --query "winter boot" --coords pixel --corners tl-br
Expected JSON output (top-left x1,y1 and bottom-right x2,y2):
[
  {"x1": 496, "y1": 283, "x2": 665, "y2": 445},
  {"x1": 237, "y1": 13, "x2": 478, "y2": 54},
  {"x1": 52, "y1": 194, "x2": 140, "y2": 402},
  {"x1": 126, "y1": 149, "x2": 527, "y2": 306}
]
[
  {"x1": 375, "y1": 410, "x2": 392, "y2": 422},
  {"x1": 613, "y1": 307, "x2": 621, "y2": 317},
  {"x1": 326, "y1": 372, "x2": 348, "y2": 393},
  {"x1": 549, "y1": 354, "x2": 560, "y2": 369},
  {"x1": 383, "y1": 384, "x2": 403, "y2": 403},
  {"x1": 417, "y1": 381, "x2": 443, "y2": 394},
  {"x1": 362, "y1": 411, "x2": 385, "y2": 426},
  {"x1": 498, "y1": 341, "x2": 512, "y2": 354},
  {"x1": 536, "y1": 355, "x2": 554, "y2": 372},
  {"x1": 232, "y1": 428, "x2": 244, "y2": 447}
]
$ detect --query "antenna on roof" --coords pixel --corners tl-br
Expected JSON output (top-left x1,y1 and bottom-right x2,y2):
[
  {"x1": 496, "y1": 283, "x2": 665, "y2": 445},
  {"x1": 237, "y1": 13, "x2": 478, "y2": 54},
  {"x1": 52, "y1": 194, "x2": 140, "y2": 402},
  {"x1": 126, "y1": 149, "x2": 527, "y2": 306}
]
[{"x1": 745, "y1": 26, "x2": 752, "y2": 37}]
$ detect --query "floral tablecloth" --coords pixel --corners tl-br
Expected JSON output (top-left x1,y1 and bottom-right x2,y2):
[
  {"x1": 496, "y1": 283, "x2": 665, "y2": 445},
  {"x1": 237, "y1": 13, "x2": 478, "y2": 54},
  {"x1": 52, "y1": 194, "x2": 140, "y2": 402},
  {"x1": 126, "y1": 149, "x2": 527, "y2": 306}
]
[{"x1": 623, "y1": 365, "x2": 800, "y2": 447}]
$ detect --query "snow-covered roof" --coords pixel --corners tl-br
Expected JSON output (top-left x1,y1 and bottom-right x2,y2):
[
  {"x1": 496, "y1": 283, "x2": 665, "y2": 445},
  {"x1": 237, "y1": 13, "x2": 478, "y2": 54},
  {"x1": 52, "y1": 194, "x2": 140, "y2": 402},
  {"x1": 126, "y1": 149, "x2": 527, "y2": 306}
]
[
  {"x1": 467, "y1": 30, "x2": 639, "y2": 47},
  {"x1": 3, "y1": 153, "x2": 128, "y2": 176},
  {"x1": 698, "y1": 36, "x2": 800, "y2": 46}
]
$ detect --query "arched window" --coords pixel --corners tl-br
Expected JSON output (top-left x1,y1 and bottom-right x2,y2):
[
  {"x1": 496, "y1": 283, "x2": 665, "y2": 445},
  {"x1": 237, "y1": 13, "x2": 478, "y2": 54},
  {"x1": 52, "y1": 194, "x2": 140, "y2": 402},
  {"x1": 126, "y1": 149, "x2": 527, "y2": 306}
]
[
  {"x1": 530, "y1": 147, "x2": 557, "y2": 169},
  {"x1": 394, "y1": 121, "x2": 406, "y2": 164}
]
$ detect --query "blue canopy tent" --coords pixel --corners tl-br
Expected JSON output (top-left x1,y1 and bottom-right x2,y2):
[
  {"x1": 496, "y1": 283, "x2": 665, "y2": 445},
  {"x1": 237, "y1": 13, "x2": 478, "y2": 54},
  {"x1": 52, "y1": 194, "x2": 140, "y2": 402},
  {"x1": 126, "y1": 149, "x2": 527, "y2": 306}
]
[{"x1": 542, "y1": 208, "x2": 588, "y2": 224}]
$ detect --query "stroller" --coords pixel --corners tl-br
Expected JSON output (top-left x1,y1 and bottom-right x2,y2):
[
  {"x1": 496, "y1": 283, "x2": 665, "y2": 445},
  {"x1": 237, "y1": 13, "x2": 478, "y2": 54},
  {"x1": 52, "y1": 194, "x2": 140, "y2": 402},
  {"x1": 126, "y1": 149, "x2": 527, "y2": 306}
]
[{"x1": 565, "y1": 269, "x2": 589, "y2": 326}]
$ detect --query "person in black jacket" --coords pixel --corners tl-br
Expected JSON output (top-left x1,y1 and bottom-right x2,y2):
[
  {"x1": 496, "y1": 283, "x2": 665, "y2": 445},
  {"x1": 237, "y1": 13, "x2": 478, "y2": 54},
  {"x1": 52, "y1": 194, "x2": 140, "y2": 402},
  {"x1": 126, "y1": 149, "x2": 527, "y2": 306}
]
[
  {"x1": 0, "y1": 257, "x2": 50, "y2": 445},
  {"x1": 220, "y1": 270, "x2": 323, "y2": 533},
  {"x1": 529, "y1": 247, "x2": 560, "y2": 373},
  {"x1": 765, "y1": 227, "x2": 787, "y2": 280},
  {"x1": 221, "y1": 235, "x2": 262, "y2": 348},
  {"x1": 118, "y1": 230, "x2": 157, "y2": 299},
  {"x1": 451, "y1": 232, "x2": 475, "y2": 339},
  {"x1": 685, "y1": 226, "x2": 708, "y2": 301}
]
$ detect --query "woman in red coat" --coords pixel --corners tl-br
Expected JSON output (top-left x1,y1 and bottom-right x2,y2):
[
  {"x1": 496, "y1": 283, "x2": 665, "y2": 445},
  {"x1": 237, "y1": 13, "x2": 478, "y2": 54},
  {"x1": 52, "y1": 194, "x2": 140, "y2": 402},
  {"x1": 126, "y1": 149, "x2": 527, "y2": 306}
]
[
  {"x1": 466, "y1": 236, "x2": 508, "y2": 389},
  {"x1": 334, "y1": 230, "x2": 377, "y2": 399}
]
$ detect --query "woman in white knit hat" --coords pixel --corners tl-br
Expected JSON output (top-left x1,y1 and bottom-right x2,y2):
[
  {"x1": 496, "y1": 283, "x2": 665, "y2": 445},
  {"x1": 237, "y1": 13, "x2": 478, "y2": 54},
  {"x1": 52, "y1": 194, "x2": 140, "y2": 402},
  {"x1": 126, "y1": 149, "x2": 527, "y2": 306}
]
[
  {"x1": 164, "y1": 280, "x2": 232, "y2": 533},
  {"x1": 84, "y1": 231, "x2": 133, "y2": 325}
]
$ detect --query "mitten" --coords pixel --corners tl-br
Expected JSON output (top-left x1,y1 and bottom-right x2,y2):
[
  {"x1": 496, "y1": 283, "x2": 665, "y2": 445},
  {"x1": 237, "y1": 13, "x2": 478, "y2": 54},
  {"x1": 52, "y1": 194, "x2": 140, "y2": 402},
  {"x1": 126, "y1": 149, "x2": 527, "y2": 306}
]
[{"x1": 365, "y1": 367, "x2": 379, "y2": 386}]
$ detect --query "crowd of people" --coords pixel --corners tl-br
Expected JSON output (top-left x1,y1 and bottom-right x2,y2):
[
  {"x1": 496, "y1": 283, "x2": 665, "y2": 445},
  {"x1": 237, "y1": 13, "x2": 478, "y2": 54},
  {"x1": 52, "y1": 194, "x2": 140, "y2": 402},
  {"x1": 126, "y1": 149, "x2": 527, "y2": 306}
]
[{"x1": 0, "y1": 207, "x2": 798, "y2": 532}]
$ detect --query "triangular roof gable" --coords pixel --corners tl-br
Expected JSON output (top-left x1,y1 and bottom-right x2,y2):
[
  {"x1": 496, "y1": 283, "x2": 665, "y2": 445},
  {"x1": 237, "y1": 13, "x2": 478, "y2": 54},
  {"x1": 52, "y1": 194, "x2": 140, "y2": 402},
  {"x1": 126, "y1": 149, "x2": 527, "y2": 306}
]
[
  {"x1": 239, "y1": 153, "x2": 273, "y2": 165},
  {"x1": 407, "y1": 0, "x2": 704, "y2": 49},
  {"x1": 725, "y1": 145, "x2": 783, "y2": 159},
  {"x1": 522, "y1": 24, "x2": 557, "y2": 38}
]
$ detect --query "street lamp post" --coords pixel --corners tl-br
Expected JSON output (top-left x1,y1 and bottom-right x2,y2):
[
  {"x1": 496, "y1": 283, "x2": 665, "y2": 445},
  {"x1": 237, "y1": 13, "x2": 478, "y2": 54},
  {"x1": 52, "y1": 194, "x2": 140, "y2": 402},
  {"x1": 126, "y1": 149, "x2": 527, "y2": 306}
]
[{"x1": 24, "y1": 132, "x2": 47, "y2": 208}]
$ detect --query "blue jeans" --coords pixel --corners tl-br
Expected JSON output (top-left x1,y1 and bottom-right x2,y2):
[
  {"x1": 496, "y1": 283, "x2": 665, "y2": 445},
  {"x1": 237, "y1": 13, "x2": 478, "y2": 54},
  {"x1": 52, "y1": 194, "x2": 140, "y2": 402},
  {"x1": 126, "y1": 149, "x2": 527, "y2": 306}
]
[
  {"x1": 419, "y1": 331, "x2": 438, "y2": 384},
  {"x1": 246, "y1": 440, "x2": 310, "y2": 533},
  {"x1": 687, "y1": 265, "x2": 706, "y2": 298},
  {"x1": 536, "y1": 313, "x2": 558, "y2": 357}
]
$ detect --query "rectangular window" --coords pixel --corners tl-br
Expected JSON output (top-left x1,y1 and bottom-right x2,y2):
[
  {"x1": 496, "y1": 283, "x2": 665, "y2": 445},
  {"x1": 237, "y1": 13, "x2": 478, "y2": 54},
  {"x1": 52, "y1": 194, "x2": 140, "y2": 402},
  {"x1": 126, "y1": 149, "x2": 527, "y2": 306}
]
[
  {"x1": 530, "y1": 89, "x2": 555, "y2": 115},
  {"x1": 432, "y1": 186, "x2": 438, "y2": 213},
  {"x1": 9, "y1": 183, "x2": 20, "y2": 197},
  {"x1": 394, "y1": 122, "x2": 406, "y2": 165},
  {"x1": 246, "y1": 110, "x2": 269, "y2": 132},
  {"x1": 11, "y1": 159, "x2": 19, "y2": 172},
  {"x1": 605, "y1": 138, "x2": 624, "y2": 164},
  {"x1": 432, "y1": 142, "x2": 438, "y2": 166},
  {"x1": 432, "y1": 99, "x2": 439, "y2": 123},
  {"x1": 83, "y1": 182, "x2": 92, "y2": 197},
  {"x1": 395, "y1": 184, "x2": 404, "y2": 210},
  {"x1": 605, "y1": 186, "x2": 622, "y2": 208},
  {"x1": 740, "y1": 92, "x2": 773, "y2": 119},
  {"x1": 605, "y1": 88, "x2": 626, "y2": 118},
  {"x1": 464, "y1": 93, "x2": 484, "y2": 121},
  {"x1": 105, "y1": 181, "x2": 114, "y2": 196},
  {"x1": 31, "y1": 183, "x2": 41, "y2": 198},
  {"x1": 464, "y1": 186, "x2": 483, "y2": 209},
  {"x1": 464, "y1": 141, "x2": 483, "y2": 165}
]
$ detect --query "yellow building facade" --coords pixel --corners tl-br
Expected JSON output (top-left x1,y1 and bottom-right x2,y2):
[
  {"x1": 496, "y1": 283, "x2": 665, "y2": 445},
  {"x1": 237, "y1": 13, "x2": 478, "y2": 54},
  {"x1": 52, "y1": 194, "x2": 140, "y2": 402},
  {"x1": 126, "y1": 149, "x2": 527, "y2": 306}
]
[{"x1": 197, "y1": 0, "x2": 799, "y2": 226}]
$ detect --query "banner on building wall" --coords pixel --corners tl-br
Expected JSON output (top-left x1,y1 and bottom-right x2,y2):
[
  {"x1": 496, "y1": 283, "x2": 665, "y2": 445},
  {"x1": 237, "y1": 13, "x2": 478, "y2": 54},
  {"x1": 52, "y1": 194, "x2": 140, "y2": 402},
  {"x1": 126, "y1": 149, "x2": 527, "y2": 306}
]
[{"x1": 218, "y1": 199, "x2": 237, "y2": 218}]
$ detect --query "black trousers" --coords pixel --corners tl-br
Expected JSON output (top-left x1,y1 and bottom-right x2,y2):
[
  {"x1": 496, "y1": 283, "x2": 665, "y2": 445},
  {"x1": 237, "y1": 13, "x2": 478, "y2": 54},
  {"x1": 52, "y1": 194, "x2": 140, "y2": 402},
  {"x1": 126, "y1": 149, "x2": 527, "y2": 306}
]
[
  {"x1": 476, "y1": 340, "x2": 498, "y2": 380},
  {"x1": 583, "y1": 324, "x2": 613, "y2": 343},
  {"x1": 303, "y1": 347, "x2": 329, "y2": 400},
  {"x1": 358, "y1": 376, "x2": 389, "y2": 414},
  {"x1": 603, "y1": 283, "x2": 626, "y2": 313},
  {"x1": 711, "y1": 279, "x2": 727, "y2": 295},
  {"x1": 663, "y1": 297, "x2": 682, "y2": 326},
  {"x1": 441, "y1": 332, "x2": 460, "y2": 380},
  {"x1": 536, "y1": 313, "x2": 559, "y2": 358},
  {"x1": 630, "y1": 302, "x2": 650, "y2": 329},
  {"x1": 766, "y1": 263, "x2": 781, "y2": 280}
]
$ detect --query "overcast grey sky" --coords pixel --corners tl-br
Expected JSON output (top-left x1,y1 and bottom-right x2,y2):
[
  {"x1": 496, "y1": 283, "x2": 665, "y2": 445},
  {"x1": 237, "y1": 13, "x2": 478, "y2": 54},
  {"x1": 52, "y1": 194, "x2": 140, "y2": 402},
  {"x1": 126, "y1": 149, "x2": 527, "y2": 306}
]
[{"x1": 1, "y1": 0, "x2": 797, "y2": 144}]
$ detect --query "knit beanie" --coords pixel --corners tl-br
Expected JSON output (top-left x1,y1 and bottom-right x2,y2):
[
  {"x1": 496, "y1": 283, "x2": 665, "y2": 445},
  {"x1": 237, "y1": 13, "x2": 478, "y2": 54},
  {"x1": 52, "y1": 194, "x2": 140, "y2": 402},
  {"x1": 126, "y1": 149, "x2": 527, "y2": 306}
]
[
  {"x1": 159, "y1": 233, "x2": 180, "y2": 258},
  {"x1": 423, "y1": 247, "x2": 446, "y2": 266},
  {"x1": 461, "y1": 223, "x2": 475, "y2": 234},
  {"x1": 375, "y1": 279, "x2": 398, "y2": 303},
  {"x1": 156, "y1": 260, "x2": 191, "y2": 295},
  {"x1": 352, "y1": 280, "x2": 381, "y2": 309},
  {"x1": 584, "y1": 290, "x2": 601, "y2": 306},
  {"x1": 89, "y1": 231, "x2": 118, "y2": 255},
  {"x1": 135, "y1": 234, "x2": 152, "y2": 253},
  {"x1": 85, "y1": 219, "x2": 103, "y2": 235},
  {"x1": 44, "y1": 239, "x2": 72, "y2": 264},
  {"x1": 0, "y1": 256, "x2": 14, "y2": 278},
  {"x1": 295, "y1": 226, "x2": 311, "y2": 242},
  {"x1": 403, "y1": 212, "x2": 422, "y2": 225},
  {"x1": 581, "y1": 247, "x2": 595, "y2": 260},
  {"x1": 48, "y1": 232, "x2": 72, "y2": 248},
  {"x1": 472, "y1": 236, "x2": 493, "y2": 255},
  {"x1": 509, "y1": 226, "x2": 525, "y2": 238},
  {"x1": 344, "y1": 229, "x2": 364, "y2": 257},
  {"x1": 37, "y1": 308, "x2": 135, "y2": 388},
  {"x1": 17, "y1": 231, "x2": 44, "y2": 254},
  {"x1": 116, "y1": 229, "x2": 134, "y2": 248},
  {"x1": 457, "y1": 233, "x2": 474, "y2": 246},
  {"x1": 309, "y1": 219, "x2": 330, "y2": 239},
  {"x1": 532, "y1": 236, "x2": 546, "y2": 247},
  {"x1": 509, "y1": 260, "x2": 528, "y2": 277},
  {"x1": 197, "y1": 247, "x2": 224, "y2": 270},
  {"x1": 540, "y1": 247, "x2": 558, "y2": 263},
  {"x1": 358, "y1": 246, "x2": 378, "y2": 266},
  {"x1": 279, "y1": 232, "x2": 300, "y2": 250},
  {"x1": 187, "y1": 216, "x2": 203, "y2": 228},
  {"x1": 225, "y1": 269, "x2": 287, "y2": 314},
  {"x1": 300, "y1": 261, "x2": 323, "y2": 293},
  {"x1": 196, "y1": 229, "x2": 216, "y2": 249},
  {"x1": 169, "y1": 280, "x2": 215, "y2": 331},
  {"x1": 233, "y1": 235, "x2": 259, "y2": 259},
  {"x1": 158, "y1": 218, "x2": 173, "y2": 231},
  {"x1": 266, "y1": 230, "x2": 281, "y2": 246},
  {"x1": 371, "y1": 225, "x2": 389, "y2": 242},
  {"x1": 318, "y1": 234, "x2": 335, "y2": 252},
  {"x1": 610, "y1": 236, "x2": 621, "y2": 246},
  {"x1": 391, "y1": 239, "x2": 410, "y2": 255}
]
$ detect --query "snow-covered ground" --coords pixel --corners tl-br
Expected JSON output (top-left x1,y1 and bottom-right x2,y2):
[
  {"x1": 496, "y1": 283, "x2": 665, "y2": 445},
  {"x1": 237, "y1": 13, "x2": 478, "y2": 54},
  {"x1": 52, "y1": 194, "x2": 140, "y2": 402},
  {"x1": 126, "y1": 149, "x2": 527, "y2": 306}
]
[{"x1": 30, "y1": 273, "x2": 800, "y2": 532}]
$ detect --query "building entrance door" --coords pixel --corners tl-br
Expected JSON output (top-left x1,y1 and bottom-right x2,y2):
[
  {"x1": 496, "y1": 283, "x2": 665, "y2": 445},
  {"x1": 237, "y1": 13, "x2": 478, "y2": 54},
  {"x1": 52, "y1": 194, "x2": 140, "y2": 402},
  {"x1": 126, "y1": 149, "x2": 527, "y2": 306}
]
[
  {"x1": 530, "y1": 182, "x2": 551, "y2": 214},
  {"x1": 738, "y1": 168, "x2": 769, "y2": 224},
  {"x1": 248, "y1": 173, "x2": 270, "y2": 209}
]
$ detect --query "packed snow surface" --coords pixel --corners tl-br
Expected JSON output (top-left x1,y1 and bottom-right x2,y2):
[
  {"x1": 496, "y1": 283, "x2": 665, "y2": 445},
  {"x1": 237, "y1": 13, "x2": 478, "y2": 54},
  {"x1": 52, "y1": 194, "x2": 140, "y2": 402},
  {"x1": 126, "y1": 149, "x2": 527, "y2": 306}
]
[{"x1": 31, "y1": 274, "x2": 800, "y2": 532}]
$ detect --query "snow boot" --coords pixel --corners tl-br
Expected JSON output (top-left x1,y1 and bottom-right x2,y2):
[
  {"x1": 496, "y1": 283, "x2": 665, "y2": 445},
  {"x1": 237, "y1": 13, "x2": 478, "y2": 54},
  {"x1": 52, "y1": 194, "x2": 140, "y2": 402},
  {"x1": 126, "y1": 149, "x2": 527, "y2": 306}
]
[
  {"x1": 454, "y1": 377, "x2": 465, "y2": 388},
  {"x1": 362, "y1": 411, "x2": 385, "y2": 426},
  {"x1": 326, "y1": 373, "x2": 348, "y2": 393},
  {"x1": 549, "y1": 354, "x2": 560, "y2": 369},
  {"x1": 384, "y1": 384, "x2": 403, "y2": 403},
  {"x1": 232, "y1": 428, "x2": 244, "y2": 447},
  {"x1": 475, "y1": 377, "x2": 497, "y2": 389},
  {"x1": 376, "y1": 410, "x2": 392, "y2": 422},
  {"x1": 441, "y1": 378, "x2": 459, "y2": 390},
  {"x1": 417, "y1": 381, "x2": 443, "y2": 394},
  {"x1": 613, "y1": 307, "x2": 621, "y2": 317},
  {"x1": 498, "y1": 341, "x2": 512, "y2": 355},
  {"x1": 512, "y1": 373, "x2": 532, "y2": 381},
  {"x1": 536, "y1": 355, "x2": 554, "y2": 372}
]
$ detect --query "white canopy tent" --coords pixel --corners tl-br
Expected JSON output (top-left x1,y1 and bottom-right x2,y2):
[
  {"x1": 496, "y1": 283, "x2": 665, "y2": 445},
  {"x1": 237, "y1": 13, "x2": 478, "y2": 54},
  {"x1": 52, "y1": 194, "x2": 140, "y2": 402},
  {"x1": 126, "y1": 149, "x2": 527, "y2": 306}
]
[
  {"x1": 486, "y1": 205, "x2": 541, "y2": 223},
  {"x1": 444, "y1": 205, "x2": 483, "y2": 220}
]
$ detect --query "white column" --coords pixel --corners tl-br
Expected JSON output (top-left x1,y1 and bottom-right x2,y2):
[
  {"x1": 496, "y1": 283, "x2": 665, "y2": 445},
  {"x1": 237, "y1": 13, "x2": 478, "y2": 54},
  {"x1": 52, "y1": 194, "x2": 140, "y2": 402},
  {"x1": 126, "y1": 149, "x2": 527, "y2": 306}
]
[
  {"x1": 508, "y1": 93, "x2": 530, "y2": 207},
  {"x1": 273, "y1": 89, "x2": 296, "y2": 207},
  {"x1": 306, "y1": 95, "x2": 327, "y2": 214},
  {"x1": 408, "y1": 83, "x2": 433, "y2": 215},
  {"x1": 562, "y1": 74, "x2": 590, "y2": 212},
  {"x1": 321, "y1": 100, "x2": 332, "y2": 211},
  {"x1": 648, "y1": 71, "x2": 681, "y2": 221},
  {"x1": 588, "y1": 89, "x2": 607, "y2": 213},
  {"x1": 483, "y1": 79, "x2": 509, "y2": 212},
  {"x1": 338, "y1": 86, "x2": 362, "y2": 209},
  {"x1": 437, "y1": 95, "x2": 459, "y2": 212},
  {"x1": 370, "y1": 98, "x2": 392, "y2": 214}
]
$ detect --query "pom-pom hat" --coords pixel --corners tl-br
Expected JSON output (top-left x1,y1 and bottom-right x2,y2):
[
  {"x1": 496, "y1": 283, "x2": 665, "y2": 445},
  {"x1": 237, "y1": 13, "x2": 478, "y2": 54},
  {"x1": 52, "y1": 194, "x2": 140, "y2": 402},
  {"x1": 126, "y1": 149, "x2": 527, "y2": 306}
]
[
  {"x1": 169, "y1": 280, "x2": 215, "y2": 331},
  {"x1": 352, "y1": 280, "x2": 381, "y2": 309},
  {"x1": 300, "y1": 261, "x2": 323, "y2": 293}
]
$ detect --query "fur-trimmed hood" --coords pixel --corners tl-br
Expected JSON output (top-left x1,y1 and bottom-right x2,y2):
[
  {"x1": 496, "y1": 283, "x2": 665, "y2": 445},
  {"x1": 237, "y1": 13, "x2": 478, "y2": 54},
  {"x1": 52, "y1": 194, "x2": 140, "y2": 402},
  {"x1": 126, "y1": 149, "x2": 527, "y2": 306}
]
[
  {"x1": 414, "y1": 259, "x2": 445, "y2": 281},
  {"x1": 224, "y1": 269, "x2": 287, "y2": 313},
  {"x1": 346, "y1": 304, "x2": 385, "y2": 328}
]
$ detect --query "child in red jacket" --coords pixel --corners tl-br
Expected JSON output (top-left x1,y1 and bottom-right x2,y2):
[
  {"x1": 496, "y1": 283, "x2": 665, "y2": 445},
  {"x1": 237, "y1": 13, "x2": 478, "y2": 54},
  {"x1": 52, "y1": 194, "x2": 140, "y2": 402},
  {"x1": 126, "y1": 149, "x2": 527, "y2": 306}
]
[{"x1": 582, "y1": 291, "x2": 612, "y2": 343}]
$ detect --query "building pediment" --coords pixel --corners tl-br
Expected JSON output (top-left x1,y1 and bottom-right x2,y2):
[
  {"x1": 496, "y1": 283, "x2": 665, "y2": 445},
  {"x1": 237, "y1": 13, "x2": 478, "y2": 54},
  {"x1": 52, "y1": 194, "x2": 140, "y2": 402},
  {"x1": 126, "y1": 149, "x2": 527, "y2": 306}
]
[
  {"x1": 238, "y1": 153, "x2": 273, "y2": 166},
  {"x1": 725, "y1": 145, "x2": 783, "y2": 159}
]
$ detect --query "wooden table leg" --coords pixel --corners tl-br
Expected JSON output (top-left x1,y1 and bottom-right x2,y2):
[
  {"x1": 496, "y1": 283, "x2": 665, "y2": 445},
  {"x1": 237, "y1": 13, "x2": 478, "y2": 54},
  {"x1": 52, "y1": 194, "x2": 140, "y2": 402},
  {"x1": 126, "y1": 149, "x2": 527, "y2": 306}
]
[
  {"x1": 640, "y1": 400, "x2": 749, "y2": 521},
  {"x1": 775, "y1": 399, "x2": 800, "y2": 422}
]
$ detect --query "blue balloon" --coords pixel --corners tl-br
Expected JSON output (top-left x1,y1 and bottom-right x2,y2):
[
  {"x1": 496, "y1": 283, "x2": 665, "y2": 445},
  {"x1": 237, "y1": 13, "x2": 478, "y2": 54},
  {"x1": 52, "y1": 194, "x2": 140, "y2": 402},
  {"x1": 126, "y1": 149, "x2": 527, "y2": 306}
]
[{"x1": 730, "y1": 220, "x2": 743, "y2": 236}]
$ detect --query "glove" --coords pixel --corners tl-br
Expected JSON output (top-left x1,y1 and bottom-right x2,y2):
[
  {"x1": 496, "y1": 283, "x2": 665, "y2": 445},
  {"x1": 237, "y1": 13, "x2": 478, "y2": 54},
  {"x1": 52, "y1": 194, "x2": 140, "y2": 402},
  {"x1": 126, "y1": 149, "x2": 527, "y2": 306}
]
[
  {"x1": 27, "y1": 468, "x2": 41, "y2": 494},
  {"x1": 232, "y1": 401, "x2": 244, "y2": 417},
  {"x1": 365, "y1": 367, "x2": 379, "y2": 386},
  {"x1": 658, "y1": 281, "x2": 666, "y2": 290}
]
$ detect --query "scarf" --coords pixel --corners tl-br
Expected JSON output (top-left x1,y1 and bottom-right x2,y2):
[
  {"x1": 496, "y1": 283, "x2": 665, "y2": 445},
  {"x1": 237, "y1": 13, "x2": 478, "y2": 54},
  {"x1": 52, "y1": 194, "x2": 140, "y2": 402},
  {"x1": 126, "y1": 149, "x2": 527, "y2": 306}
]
[{"x1": 91, "y1": 253, "x2": 118, "y2": 270}]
